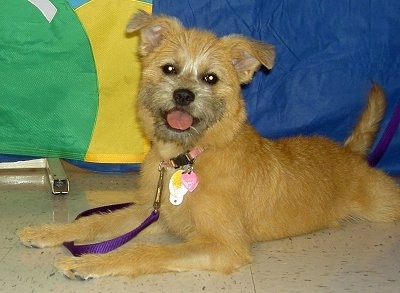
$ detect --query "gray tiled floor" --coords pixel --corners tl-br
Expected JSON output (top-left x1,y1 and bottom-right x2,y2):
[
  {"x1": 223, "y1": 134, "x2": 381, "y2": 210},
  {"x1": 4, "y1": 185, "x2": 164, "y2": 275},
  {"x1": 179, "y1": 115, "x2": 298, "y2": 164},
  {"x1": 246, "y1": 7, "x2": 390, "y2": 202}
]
[{"x1": 1, "y1": 162, "x2": 399, "y2": 292}]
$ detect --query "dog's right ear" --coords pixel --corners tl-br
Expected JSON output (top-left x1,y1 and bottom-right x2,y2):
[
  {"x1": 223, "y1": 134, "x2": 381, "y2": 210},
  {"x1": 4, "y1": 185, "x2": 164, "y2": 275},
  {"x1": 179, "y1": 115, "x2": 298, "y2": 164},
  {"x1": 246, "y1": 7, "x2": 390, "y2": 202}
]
[{"x1": 126, "y1": 10, "x2": 181, "y2": 56}]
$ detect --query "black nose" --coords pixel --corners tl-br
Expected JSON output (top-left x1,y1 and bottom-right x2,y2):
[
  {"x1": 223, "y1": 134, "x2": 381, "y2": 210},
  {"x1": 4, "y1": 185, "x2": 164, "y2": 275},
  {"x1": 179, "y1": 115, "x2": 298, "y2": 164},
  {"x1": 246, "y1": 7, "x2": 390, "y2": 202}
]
[{"x1": 173, "y1": 89, "x2": 195, "y2": 106}]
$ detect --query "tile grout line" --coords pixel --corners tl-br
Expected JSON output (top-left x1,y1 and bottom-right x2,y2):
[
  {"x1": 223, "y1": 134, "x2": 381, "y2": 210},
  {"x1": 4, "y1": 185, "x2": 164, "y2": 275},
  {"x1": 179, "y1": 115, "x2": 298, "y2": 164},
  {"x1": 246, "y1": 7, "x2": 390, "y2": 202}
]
[
  {"x1": 250, "y1": 265, "x2": 257, "y2": 293},
  {"x1": 0, "y1": 247, "x2": 13, "y2": 262}
]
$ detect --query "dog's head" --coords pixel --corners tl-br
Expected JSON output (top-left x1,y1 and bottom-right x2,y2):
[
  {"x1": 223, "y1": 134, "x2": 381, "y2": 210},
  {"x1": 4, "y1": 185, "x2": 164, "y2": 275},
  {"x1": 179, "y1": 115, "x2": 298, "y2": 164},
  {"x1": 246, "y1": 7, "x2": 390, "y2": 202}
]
[{"x1": 127, "y1": 11, "x2": 275, "y2": 150}]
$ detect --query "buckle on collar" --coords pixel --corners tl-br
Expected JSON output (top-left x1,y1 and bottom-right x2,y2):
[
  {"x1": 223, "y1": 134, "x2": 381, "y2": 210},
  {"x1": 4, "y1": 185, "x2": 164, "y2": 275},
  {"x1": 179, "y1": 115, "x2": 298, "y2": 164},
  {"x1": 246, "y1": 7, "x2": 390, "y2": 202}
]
[
  {"x1": 170, "y1": 152, "x2": 194, "y2": 168},
  {"x1": 161, "y1": 146, "x2": 204, "y2": 169}
]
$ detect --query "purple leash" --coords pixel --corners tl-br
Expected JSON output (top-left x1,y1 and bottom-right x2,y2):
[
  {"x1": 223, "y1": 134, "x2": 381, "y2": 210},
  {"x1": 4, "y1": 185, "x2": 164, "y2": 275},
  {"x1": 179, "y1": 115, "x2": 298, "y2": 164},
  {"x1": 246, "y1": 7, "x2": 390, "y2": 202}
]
[
  {"x1": 63, "y1": 203, "x2": 159, "y2": 256},
  {"x1": 368, "y1": 98, "x2": 400, "y2": 166},
  {"x1": 63, "y1": 165, "x2": 167, "y2": 257}
]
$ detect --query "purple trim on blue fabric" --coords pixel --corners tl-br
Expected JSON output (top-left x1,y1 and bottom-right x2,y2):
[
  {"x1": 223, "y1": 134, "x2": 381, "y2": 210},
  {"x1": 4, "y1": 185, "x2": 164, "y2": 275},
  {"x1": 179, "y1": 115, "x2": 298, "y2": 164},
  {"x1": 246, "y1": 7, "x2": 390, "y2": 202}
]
[{"x1": 368, "y1": 99, "x2": 400, "y2": 166}]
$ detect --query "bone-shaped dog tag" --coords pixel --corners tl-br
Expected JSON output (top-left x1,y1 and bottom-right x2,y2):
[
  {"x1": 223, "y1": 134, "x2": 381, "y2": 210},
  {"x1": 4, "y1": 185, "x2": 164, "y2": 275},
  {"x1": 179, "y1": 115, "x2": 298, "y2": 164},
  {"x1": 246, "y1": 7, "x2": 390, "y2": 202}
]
[
  {"x1": 169, "y1": 192, "x2": 185, "y2": 205},
  {"x1": 169, "y1": 170, "x2": 188, "y2": 205}
]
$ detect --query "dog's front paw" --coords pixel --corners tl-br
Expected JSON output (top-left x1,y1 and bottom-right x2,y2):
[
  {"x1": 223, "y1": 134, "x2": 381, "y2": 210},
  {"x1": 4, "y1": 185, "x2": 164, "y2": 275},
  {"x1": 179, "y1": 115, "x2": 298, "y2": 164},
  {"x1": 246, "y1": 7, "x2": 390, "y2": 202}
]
[
  {"x1": 55, "y1": 255, "x2": 111, "y2": 280},
  {"x1": 18, "y1": 225, "x2": 66, "y2": 248}
]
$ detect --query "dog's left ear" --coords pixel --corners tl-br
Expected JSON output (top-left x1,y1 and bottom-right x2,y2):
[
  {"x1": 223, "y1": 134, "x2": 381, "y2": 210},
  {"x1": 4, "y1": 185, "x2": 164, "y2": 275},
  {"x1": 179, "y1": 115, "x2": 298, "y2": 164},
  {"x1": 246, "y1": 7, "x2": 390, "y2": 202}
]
[
  {"x1": 126, "y1": 10, "x2": 182, "y2": 56},
  {"x1": 222, "y1": 35, "x2": 275, "y2": 84}
]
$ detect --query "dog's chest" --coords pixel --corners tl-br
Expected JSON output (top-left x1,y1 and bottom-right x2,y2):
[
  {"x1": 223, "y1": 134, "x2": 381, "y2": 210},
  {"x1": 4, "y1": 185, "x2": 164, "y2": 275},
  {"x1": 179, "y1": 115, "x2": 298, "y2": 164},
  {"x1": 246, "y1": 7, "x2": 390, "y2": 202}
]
[{"x1": 162, "y1": 201, "x2": 195, "y2": 238}]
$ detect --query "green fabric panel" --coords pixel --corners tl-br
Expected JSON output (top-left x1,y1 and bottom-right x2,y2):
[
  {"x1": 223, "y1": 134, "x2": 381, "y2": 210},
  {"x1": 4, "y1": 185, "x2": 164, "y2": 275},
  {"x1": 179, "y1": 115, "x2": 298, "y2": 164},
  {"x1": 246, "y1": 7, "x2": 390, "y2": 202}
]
[{"x1": 0, "y1": 0, "x2": 98, "y2": 160}]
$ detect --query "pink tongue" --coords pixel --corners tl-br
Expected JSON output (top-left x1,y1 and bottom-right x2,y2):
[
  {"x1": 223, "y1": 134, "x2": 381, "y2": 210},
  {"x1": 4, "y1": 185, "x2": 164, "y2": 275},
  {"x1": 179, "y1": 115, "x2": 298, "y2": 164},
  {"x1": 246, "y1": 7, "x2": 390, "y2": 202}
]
[{"x1": 166, "y1": 110, "x2": 193, "y2": 130}]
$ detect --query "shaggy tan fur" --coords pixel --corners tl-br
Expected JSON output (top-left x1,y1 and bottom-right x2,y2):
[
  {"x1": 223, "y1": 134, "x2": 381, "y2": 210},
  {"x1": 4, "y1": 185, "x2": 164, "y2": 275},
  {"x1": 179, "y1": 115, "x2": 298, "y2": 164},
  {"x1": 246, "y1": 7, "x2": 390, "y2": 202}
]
[{"x1": 18, "y1": 11, "x2": 400, "y2": 280}]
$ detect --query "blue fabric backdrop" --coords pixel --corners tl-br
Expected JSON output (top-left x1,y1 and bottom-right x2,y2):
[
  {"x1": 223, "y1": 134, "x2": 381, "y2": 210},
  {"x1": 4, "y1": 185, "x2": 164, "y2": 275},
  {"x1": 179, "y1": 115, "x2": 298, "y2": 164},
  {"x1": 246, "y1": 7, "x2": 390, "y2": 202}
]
[{"x1": 154, "y1": 0, "x2": 400, "y2": 175}]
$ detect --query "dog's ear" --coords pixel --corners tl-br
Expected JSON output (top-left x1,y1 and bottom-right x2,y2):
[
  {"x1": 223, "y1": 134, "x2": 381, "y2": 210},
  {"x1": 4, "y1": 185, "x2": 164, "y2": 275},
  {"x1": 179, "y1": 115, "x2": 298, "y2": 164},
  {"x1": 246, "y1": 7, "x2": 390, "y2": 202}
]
[
  {"x1": 222, "y1": 35, "x2": 275, "y2": 84},
  {"x1": 126, "y1": 10, "x2": 182, "y2": 56}
]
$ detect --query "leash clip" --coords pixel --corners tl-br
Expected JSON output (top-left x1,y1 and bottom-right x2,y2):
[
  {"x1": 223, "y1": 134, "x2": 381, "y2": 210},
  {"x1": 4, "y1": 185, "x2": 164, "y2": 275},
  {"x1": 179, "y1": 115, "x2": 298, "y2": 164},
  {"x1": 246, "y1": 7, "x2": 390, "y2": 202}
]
[{"x1": 153, "y1": 163, "x2": 166, "y2": 210}]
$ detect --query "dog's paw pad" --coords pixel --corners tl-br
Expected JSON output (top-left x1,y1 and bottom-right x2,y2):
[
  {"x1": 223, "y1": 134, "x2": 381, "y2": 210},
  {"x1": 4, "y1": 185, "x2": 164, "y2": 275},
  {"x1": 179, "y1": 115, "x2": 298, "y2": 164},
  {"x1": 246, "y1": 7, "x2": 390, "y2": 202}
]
[
  {"x1": 62, "y1": 270, "x2": 95, "y2": 281},
  {"x1": 18, "y1": 227, "x2": 45, "y2": 248},
  {"x1": 55, "y1": 256, "x2": 102, "y2": 281},
  {"x1": 17, "y1": 226, "x2": 64, "y2": 248}
]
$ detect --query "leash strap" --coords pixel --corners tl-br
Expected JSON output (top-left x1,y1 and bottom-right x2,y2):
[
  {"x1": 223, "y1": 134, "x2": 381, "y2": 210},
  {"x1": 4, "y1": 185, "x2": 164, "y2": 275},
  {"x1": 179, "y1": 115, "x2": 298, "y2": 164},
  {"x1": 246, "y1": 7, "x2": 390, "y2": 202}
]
[
  {"x1": 72, "y1": 202, "x2": 134, "y2": 220},
  {"x1": 368, "y1": 98, "x2": 400, "y2": 166},
  {"x1": 63, "y1": 203, "x2": 159, "y2": 256}
]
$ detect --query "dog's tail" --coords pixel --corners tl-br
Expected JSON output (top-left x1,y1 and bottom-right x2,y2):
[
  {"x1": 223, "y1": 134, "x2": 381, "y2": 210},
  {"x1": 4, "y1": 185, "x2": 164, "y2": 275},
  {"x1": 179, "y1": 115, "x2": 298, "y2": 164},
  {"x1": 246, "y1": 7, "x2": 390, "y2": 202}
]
[{"x1": 344, "y1": 83, "x2": 386, "y2": 157}]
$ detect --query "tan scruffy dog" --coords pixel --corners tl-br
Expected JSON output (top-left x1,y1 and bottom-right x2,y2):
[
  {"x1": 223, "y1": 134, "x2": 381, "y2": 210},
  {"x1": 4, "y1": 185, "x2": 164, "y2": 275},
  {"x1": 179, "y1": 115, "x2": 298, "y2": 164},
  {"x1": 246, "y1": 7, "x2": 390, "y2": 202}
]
[{"x1": 19, "y1": 11, "x2": 400, "y2": 280}]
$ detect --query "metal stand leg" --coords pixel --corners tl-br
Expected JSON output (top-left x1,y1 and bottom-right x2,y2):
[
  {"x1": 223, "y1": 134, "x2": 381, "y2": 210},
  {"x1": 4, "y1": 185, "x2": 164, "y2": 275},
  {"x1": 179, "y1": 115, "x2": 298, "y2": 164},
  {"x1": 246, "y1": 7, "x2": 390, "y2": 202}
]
[
  {"x1": 0, "y1": 158, "x2": 69, "y2": 194},
  {"x1": 46, "y1": 158, "x2": 69, "y2": 194}
]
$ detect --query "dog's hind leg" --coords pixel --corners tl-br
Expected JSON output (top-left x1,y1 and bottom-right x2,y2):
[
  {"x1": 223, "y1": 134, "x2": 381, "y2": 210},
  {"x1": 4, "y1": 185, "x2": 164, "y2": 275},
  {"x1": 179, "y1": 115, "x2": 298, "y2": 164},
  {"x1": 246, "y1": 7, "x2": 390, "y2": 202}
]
[
  {"x1": 55, "y1": 237, "x2": 253, "y2": 280},
  {"x1": 348, "y1": 169, "x2": 400, "y2": 223}
]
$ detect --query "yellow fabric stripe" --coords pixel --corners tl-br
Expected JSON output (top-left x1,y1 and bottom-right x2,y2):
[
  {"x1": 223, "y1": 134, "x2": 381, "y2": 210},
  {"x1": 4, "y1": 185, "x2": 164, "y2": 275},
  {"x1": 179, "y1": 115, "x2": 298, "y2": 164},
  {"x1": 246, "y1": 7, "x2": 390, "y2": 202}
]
[{"x1": 76, "y1": 0, "x2": 151, "y2": 163}]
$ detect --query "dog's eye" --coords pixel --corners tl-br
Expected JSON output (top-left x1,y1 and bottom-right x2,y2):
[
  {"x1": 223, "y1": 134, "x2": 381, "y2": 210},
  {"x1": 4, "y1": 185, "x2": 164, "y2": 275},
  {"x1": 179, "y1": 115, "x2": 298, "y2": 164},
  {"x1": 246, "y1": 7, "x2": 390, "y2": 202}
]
[
  {"x1": 162, "y1": 64, "x2": 177, "y2": 75},
  {"x1": 203, "y1": 73, "x2": 219, "y2": 85}
]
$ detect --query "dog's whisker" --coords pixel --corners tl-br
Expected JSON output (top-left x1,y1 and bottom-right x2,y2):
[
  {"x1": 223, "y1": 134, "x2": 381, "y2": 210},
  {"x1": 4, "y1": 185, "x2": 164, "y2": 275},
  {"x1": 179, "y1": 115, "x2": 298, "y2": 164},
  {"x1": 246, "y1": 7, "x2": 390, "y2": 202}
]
[{"x1": 190, "y1": 126, "x2": 200, "y2": 135}]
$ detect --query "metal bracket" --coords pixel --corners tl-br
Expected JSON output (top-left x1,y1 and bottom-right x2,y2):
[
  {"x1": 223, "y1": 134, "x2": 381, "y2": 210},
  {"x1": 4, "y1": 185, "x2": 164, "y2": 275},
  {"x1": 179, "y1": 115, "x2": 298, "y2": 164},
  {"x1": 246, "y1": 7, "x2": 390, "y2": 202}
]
[
  {"x1": 46, "y1": 158, "x2": 69, "y2": 194},
  {"x1": 0, "y1": 158, "x2": 69, "y2": 194}
]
